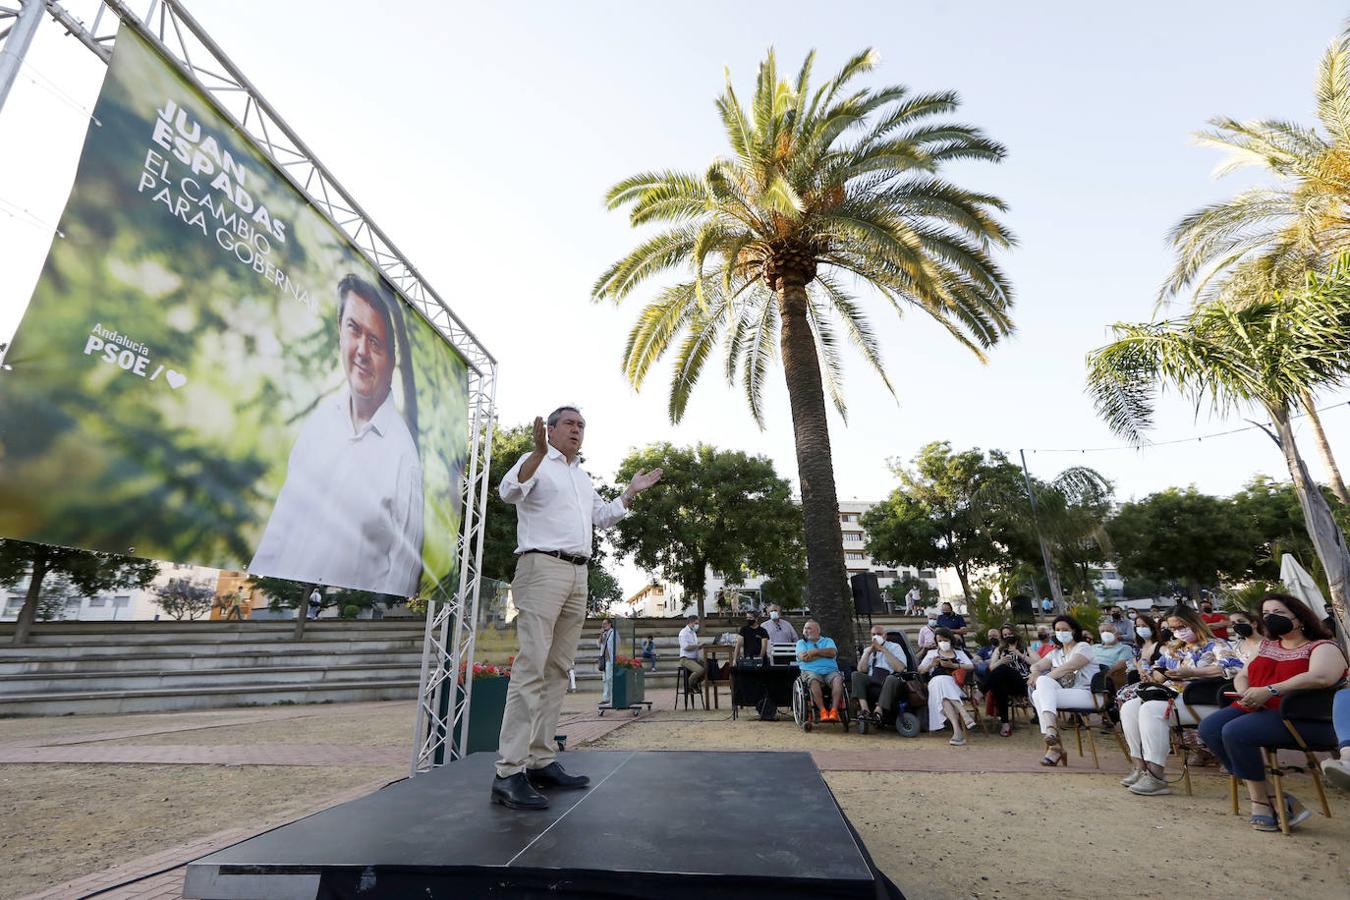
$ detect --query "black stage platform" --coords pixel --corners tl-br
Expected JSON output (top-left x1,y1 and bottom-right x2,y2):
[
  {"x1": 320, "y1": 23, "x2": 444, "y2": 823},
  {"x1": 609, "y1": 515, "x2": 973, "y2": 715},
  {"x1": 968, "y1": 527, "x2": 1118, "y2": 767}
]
[{"x1": 184, "y1": 750, "x2": 903, "y2": 899}]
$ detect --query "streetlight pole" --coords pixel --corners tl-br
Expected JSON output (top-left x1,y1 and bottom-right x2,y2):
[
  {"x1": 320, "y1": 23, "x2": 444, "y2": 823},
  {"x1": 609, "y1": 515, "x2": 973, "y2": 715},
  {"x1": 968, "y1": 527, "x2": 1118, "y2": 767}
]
[{"x1": 0, "y1": 1, "x2": 44, "y2": 114}]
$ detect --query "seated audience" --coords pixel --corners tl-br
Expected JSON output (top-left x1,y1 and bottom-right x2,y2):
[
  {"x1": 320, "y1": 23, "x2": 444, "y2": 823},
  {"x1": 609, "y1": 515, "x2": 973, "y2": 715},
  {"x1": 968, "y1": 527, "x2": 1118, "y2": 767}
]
[
  {"x1": 796, "y1": 619, "x2": 845, "y2": 722},
  {"x1": 1031, "y1": 626, "x2": 1054, "y2": 658},
  {"x1": 974, "y1": 627, "x2": 1001, "y2": 688},
  {"x1": 1119, "y1": 605, "x2": 1243, "y2": 796},
  {"x1": 1107, "y1": 605, "x2": 1136, "y2": 645},
  {"x1": 1228, "y1": 610, "x2": 1262, "y2": 664},
  {"x1": 642, "y1": 635, "x2": 657, "y2": 671},
  {"x1": 1200, "y1": 598, "x2": 1229, "y2": 639},
  {"x1": 677, "y1": 614, "x2": 706, "y2": 691},
  {"x1": 737, "y1": 611, "x2": 770, "y2": 662},
  {"x1": 1130, "y1": 613, "x2": 1164, "y2": 679},
  {"x1": 1197, "y1": 593, "x2": 1348, "y2": 831},
  {"x1": 1093, "y1": 622, "x2": 1135, "y2": 690},
  {"x1": 936, "y1": 601, "x2": 969, "y2": 639},
  {"x1": 851, "y1": 623, "x2": 908, "y2": 722},
  {"x1": 916, "y1": 610, "x2": 939, "y2": 654},
  {"x1": 1027, "y1": 615, "x2": 1097, "y2": 766},
  {"x1": 1323, "y1": 688, "x2": 1350, "y2": 792},
  {"x1": 918, "y1": 627, "x2": 976, "y2": 745},
  {"x1": 987, "y1": 623, "x2": 1033, "y2": 736}
]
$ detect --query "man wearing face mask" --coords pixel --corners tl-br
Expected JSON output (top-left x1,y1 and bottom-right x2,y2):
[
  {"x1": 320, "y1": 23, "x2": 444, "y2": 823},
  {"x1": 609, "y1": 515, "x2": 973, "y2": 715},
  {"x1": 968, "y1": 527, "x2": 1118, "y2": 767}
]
[
  {"x1": 737, "y1": 611, "x2": 771, "y2": 663},
  {"x1": 852, "y1": 624, "x2": 908, "y2": 724},
  {"x1": 678, "y1": 614, "x2": 707, "y2": 691},
  {"x1": 1109, "y1": 607, "x2": 1136, "y2": 645},
  {"x1": 762, "y1": 603, "x2": 798, "y2": 663},
  {"x1": 916, "y1": 610, "x2": 939, "y2": 653},
  {"x1": 1199, "y1": 599, "x2": 1229, "y2": 639},
  {"x1": 1093, "y1": 622, "x2": 1135, "y2": 690}
]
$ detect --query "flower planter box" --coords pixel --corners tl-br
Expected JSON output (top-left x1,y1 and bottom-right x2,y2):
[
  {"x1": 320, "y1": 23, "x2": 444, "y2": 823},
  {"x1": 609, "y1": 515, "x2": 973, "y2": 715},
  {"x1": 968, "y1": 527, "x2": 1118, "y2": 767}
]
[
  {"x1": 453, "y1": 675, "x2": 509, "y2": 756},
  {"x1": 611, "y1": 667, "x2": 645, "y2": 709}
]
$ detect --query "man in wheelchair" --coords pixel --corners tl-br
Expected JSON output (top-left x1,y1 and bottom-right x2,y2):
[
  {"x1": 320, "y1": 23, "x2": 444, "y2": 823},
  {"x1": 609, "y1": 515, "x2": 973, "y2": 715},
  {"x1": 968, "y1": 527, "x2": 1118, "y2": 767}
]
[
  {"x1": 797, "y1": 619, "x2": 847, "y2": 723},
  {"x1": 851, "y1": 623, "x2": 909, "y2": 728}
]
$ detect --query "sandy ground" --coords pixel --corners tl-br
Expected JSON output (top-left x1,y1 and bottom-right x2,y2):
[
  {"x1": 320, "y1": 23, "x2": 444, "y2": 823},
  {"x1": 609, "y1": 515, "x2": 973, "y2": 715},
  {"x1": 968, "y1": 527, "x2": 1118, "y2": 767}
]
[
  {"x1": 0, "y1": 764, "x2": 400, "y2": 899},
  {"x1": 593, "y1": 710, "x2": 1350, "y2": 899}
]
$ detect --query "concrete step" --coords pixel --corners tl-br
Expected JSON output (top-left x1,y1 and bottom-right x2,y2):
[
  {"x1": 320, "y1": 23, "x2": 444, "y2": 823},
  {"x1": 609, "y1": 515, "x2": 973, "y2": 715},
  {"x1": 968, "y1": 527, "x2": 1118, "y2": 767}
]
[
  {"x1": 0, "y1": 648, "x2": 424, "y2": 676},
  {"x1": 0, "y1": 662, "x2": 422, "y2": 695},
  {"x1": 1, "y1": 627, "x2": 425, "y2": 647},
  {"x1": 0, "y1": 677, "x2": 420, "y2": 716},
  {"x1": 0, "y1": 619, "x2": 422, "y2": 637},
  {"x1": 0, "y1": 636, "x2": 423, "y2": 659}
]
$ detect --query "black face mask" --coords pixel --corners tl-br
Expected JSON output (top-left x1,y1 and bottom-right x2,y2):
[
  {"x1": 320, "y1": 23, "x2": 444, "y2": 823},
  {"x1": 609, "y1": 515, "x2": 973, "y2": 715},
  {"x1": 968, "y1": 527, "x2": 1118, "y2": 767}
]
[
  {"x1": 1201, "y1": 607, "x2": 1213, "y2": 614},
  {"x1": 1263, "y1": 613, "x2": 1295, "y2": 637},
  {"x1": 1111, "y1": 613, "x2": 1121, "y2": 620},
  {"x1": 1233, "y1": 622, "x2": 1254, "y2": 638}
]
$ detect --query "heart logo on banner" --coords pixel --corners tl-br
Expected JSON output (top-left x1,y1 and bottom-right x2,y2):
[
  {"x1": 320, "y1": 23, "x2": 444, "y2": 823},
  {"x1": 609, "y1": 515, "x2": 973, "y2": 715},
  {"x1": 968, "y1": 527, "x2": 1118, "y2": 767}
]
[{"x1": 165, "y1": 370, "x2": 188, "y2": 390}]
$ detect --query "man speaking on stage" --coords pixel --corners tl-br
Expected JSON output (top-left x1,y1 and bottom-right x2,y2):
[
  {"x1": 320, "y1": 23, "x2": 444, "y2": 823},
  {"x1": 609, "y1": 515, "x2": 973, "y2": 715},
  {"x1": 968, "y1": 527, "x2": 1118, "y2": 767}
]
[{"x1": 491, "y1": 406, "x2": 662, "y2": 810}]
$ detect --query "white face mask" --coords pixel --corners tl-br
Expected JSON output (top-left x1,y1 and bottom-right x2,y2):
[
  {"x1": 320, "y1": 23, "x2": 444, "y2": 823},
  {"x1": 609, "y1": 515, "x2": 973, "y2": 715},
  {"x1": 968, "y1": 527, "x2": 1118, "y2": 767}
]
[
  {"x1": 937, "y1": 640, "x2": 952, "y2": 652},
  {"x1": 769, "y1": 611, "x2": 780, "y2": 620},
  {"x1": 1055, "y1": 630, "x2": 1074, "y2": 644},
  {"x1": 872, "y1": 634, "x2": 884, "y2": 644},
  {"x1": 1100, "y1": 632, "x2": 1117, "y2": 644},
  {"x1": 927, "y1": 618, "x2": 938, "y2": 626},
  {"x1": 690, "y1": 623, "x2": 699, "y2": 632},
  {"x1": 1135, "y1": 627, "x2": 1152, "y2": 639}
]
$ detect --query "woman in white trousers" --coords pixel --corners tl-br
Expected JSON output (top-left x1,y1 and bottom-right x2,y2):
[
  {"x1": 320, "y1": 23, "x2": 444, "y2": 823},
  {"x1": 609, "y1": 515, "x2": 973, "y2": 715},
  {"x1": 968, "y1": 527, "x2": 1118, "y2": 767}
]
[
  {"x1": 1027, "y1": 615, "x2": 1097, "y2": 766},
  {"x1": 1119, "y1": 606, "x2": 1244, "y2": 796}
]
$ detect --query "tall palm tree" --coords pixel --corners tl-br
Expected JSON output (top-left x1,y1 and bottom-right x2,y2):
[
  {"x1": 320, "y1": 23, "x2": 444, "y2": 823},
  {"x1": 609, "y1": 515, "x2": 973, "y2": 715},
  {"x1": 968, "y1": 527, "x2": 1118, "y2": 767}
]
[
  {"x1": 1159, "y1": 27, "x2": 1350, "y2": 501},
  {"x1": 593, "y1": 48, "x2": 1015, "y2": 650},
  {"x1": 1086, "y1": 263, "x2": 1350, "y2": 649}
]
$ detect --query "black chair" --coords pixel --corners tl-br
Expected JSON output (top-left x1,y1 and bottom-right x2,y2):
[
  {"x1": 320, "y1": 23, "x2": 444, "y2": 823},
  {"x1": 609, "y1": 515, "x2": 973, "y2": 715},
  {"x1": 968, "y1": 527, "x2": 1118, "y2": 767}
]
[
  {"x1": 1253, "y1": 686, "x2": 1342, "y2": 834},
  {"x1": 1171, "y1": 678, "x2": 1231, "y2": 796},
  {"x1": 674, "y1": 663, "x2": 706, "y2": 710},
  {"x1": 1055, "y1": 668, "x2": 1128, "y2": 768}
]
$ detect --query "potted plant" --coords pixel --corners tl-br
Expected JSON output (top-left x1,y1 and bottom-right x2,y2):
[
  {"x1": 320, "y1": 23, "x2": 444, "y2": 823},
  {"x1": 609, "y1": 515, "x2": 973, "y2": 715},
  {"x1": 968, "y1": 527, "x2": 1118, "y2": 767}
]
[
  {"x1": 610, "y1": 654, "x2": 645, "y2": 708},
  {"x1": 452, "y1": 658, "x2": 512, "y2": 756}
]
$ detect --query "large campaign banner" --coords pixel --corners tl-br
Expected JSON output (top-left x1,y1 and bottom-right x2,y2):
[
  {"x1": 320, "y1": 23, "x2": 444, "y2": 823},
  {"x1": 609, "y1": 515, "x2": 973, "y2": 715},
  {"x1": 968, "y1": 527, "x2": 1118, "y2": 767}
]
[{"x1": 0, "y1": 24, "x2": 469, "y2": 598}]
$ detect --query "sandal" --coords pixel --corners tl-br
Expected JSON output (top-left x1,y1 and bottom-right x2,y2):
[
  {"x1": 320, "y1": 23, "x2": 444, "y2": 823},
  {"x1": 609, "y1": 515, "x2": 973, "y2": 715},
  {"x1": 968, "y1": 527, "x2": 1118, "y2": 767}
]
[
  {"x1": 1040, "y1": 746, "x2": 1066, "y2": 767},
  {"x1": 999, "y1": 722, "x2": 1012, "y2": 737},
  {"x1": 1282, "y1": 793, "x2": 1312, "y2": 830},
  {"x1": 1249, "y1": 799, "x2": 1279, "y2": 832}
]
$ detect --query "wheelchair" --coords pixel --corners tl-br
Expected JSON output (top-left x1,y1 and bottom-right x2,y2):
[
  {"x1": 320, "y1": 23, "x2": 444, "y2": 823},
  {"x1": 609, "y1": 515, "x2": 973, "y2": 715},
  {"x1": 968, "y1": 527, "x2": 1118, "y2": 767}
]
[
  {"x1": 792, "y1": 671, "x2": 851, "y2": 732},
  {"x1": 856, "y1": 671, "x2": 924, "y2": 738}
]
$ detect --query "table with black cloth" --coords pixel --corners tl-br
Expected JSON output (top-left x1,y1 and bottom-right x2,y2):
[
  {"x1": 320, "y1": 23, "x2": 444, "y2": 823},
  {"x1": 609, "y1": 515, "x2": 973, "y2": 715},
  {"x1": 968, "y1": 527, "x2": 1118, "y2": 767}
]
[{"x1": 731, "y1": 661, "x2": 800, "y2": 719}]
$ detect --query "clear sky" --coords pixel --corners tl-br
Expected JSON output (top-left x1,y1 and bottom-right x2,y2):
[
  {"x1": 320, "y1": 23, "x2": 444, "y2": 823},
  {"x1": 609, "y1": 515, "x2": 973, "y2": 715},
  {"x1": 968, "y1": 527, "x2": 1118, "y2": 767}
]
[{"x1": 3, "y1": 1, "x2": 1348, "y2": 595}]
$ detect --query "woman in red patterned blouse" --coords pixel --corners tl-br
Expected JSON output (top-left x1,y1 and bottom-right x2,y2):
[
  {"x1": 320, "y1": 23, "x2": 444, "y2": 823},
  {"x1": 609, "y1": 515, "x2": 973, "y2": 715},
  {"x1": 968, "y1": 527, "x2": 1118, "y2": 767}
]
[{"x1": 1197, "y1": 593, "x2": 1347, "y2": 832}]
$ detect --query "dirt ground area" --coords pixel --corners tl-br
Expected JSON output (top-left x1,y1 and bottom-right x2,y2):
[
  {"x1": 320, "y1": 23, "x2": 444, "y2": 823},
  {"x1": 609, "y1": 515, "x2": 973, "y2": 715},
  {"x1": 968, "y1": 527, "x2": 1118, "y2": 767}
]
[
  {"x1": 593, "y1": 709, "x2": 1350, "y2": 899},
  {"x1": 0, "y1": 763, "x2": 399, "y2": 899}
]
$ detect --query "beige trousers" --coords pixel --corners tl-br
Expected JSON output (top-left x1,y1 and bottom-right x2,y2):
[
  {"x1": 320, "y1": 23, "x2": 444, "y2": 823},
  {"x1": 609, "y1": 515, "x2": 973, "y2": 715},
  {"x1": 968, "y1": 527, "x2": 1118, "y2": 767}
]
[{"x1": 495, "y1": 553, "x2": 588, "y2": 778}]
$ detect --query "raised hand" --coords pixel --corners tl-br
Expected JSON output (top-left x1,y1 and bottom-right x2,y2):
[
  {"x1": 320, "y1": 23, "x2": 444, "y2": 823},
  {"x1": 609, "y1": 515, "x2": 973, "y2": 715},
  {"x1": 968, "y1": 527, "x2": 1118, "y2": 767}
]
[
  {"x1": 532, "y1": 416, "x2": 547, "y2": 454},
  {"x1": 625, "y1": 467, "x2": 664, "y2": 498}
]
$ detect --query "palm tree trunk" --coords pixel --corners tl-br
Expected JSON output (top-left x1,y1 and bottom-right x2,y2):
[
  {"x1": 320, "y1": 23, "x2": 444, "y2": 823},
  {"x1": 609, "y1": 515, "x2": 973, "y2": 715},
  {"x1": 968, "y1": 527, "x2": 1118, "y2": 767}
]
[
  {"x1": 12, "y1": 547, "x2": 49, "y2": 646},
  {"x1": 777, "y1": 281, "x2": 855, "y2": 657},
  {"x1": 1269, "y1": 404, "x2": 1350, "y2": 654},
  {"x1": 1299, "y1": 389, "x2": 1349, "y2": 504}
]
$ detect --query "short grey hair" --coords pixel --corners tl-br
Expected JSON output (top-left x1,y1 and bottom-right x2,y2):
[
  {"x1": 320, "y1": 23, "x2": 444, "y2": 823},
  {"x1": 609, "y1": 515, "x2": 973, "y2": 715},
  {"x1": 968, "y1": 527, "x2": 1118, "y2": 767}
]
[{"x1": 547, "y1": 405, "x2": 583, "y2": 427}]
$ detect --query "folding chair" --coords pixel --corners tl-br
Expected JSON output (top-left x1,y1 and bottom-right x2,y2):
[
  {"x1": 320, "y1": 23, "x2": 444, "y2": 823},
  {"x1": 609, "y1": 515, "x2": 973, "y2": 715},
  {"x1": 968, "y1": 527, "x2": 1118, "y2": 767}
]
[
  {"x1": 1056, "y1": 668, "x2": 1128, "y2": 769},
  {"x1": 1171, "y1": 679, "x2": 1230, "y2": 797},
  {"x1": 1227, "y1": 685, "x2": 1343, "y2": 835}
]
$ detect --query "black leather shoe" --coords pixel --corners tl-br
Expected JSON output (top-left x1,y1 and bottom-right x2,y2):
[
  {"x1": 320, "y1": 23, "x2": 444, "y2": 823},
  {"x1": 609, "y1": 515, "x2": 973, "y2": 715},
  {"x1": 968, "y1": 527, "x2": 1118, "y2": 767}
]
[
  {"x1": 526, "y1": 762, "x2": 590, "y2": 790},
  {"x1": 491, "y1": 773, "x2": 549, "y2": 810}
]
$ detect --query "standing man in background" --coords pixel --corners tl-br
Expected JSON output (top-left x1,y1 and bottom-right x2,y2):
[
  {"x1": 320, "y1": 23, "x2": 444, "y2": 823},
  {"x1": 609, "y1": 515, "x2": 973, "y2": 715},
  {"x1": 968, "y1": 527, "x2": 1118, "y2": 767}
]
[{"x1": 490, "y1": 407, "x2": 662, "y2": 811}]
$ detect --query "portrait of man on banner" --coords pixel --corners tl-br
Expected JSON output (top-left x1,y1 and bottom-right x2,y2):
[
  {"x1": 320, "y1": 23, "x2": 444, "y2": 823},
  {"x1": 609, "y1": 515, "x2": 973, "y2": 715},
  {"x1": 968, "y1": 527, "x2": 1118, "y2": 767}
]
[{"x1": 249, "y1": 274, "x2": 424, "y2": 596}]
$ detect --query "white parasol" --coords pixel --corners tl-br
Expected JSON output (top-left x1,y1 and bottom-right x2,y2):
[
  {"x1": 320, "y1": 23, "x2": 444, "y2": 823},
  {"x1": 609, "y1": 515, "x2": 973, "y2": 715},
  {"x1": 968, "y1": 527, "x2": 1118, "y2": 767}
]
[{"x1": 1278, "y1": 554, "x2": 1329, "y2": 622}]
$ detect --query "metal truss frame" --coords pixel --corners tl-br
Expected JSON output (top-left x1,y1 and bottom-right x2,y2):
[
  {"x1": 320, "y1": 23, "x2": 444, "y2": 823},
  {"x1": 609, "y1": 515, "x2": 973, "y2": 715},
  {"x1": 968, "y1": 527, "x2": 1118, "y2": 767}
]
[{"x1": 27, "y1": 0, "x2": 495, "y2": 774}]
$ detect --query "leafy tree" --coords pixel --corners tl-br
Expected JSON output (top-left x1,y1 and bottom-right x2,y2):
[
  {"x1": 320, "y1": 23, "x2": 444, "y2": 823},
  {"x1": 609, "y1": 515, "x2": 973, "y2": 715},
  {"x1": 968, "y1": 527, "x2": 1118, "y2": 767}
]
[
  {"x1": 153, "y1": 578, "x2": 215, "y2": 621},
  {"x1": 1087, "y1": 264, "x2": 1350, "y2": 647},
  {"x1": 760, "y1": 567, "x2": 809, "y2": 610},
  {"x1": 594, "y1": 48, "x2": 1015, "y2": 652},
  {"x1": 888, "y1": 573, "x2": 938, "y2": 608},
  {"x1": 1031, "y1": 467, "x2": 1115, "y2": 595},
  {"x1": 1106, "y1": 488, "x2": 1253, "y2": 598},
  {"x1": 0, "y1": 539, "x2": 159, "y2": 644},
  {"x1": 611, "y1": 444, "x2": 804, "y2": 620},
  {"x1": 1160, "y1": 26, "x2": 1350, "y2": 501}
]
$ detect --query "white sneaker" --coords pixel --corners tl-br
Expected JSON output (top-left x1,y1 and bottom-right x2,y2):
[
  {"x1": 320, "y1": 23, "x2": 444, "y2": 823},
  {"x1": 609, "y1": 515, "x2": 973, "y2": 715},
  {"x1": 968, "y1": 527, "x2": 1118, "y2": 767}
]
[
  {"x1": 1322, "y1": 758, "x2": 1350, "y2": 793},
  {"x1": 1120, "y1": 769, "x2": 1144, "y2": 787},
  {"x1": 1128, "y1": 772, "x2": 1171, "y2": 796}
]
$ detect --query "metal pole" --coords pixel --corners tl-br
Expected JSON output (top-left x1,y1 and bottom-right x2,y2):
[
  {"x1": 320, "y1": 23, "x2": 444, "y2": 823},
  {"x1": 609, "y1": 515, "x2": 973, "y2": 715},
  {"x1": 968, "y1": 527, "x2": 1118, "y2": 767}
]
[
  {"x1": 1019, "y1": 449, "x2": 1065, "y2": 615},
  {"x1": 0, "y1": 0, "x2": 44, "y2": 113}
]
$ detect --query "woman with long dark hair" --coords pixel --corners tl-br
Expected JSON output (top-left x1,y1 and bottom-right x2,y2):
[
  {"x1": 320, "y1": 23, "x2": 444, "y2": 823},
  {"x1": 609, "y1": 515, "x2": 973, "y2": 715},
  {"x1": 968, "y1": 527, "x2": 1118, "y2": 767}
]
[
  {"x1": 1198, "y1": 593, "x2": 1347, "y2": 831},
  {"x1": 986, "y1": 622, "x2": 1033, "y2": 736},
  {"x1": 1027, "y1": 614, "x2": 1096, "y2": 766}
]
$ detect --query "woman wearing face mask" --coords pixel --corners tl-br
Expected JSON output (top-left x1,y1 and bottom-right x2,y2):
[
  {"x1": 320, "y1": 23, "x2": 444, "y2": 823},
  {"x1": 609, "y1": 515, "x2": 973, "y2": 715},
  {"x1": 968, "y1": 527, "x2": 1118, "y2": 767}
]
[
  {"x1": 917, "y1": 627, "x2": 976, "y2": 745},
  {"x1": 1197, "y1": 593, "x2": 1348, "y2": 831},
  {"x1": 1130, "y1": 613, "x2": 1164, "y2": 680},
  {"x1": 1117, "y1": 606, "x2": 1243, "y2": 795},
  {"x1": 916, "y1": 610, "x2": 939, "y2": 653},
  {"x1": 1227, "y1": 611, "x2": 1262, "y2": 664},
  {"x1": 1026, "y1": 615, "x2": 1097, "y2": 765},
  {"x1": 987, "y1": 623, "x2": 1034, "y2": 736}
]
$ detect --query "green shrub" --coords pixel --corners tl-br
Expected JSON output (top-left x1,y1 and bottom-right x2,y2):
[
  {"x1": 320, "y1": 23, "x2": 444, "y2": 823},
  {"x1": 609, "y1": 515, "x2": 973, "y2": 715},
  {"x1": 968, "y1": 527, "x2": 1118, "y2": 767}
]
[{"x1": 340, "y1": 604, "x2": 360, "y2": 619}]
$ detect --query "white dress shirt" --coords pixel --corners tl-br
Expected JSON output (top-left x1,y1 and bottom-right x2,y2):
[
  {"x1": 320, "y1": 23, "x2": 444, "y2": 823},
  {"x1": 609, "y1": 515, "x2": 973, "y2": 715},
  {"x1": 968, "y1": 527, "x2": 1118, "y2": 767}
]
[
  {"x1": 678, "y1": 625, "x2": 703, "y2": 660},
  {"x1": 499, "y1": 444, "x2": 628, "y2": 557},
  {"x1": 250, "y1": 389, "x2": 423, "y2": 596},
  {"x1": 867, "y1": 640, "x2": 907, "y2": 675}
]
